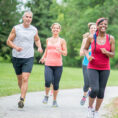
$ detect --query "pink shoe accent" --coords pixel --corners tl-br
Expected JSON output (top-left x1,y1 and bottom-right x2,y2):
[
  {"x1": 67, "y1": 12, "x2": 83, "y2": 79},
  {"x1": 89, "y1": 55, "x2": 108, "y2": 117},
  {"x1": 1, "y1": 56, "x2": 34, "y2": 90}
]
[{"x1": 50, "y1": 90, "x2": 53, "y2": 96}]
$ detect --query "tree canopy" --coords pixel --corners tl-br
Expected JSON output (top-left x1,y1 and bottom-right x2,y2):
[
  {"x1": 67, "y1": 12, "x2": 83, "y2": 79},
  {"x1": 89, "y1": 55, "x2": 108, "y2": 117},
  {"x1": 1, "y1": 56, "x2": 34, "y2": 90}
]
[{"x1": 0, "y1": 0, "x2": 118, "y2": 68}]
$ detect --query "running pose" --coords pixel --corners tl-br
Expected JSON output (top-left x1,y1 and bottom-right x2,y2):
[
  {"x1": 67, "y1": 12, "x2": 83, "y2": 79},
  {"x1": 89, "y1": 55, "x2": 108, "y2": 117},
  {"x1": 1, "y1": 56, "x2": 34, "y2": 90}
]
[
  {"x1": 40, "y1": 23, "x2": 67, "y2": 107},
  {"x1": 7, "y1": 11, "x2": 43, "y2": 108},
  {"x1": 84, "y1": 18, "x2": 115, "y2": 118},
  {"x1": 80, "y1": 22, "x2": 96, "y2": 105}
]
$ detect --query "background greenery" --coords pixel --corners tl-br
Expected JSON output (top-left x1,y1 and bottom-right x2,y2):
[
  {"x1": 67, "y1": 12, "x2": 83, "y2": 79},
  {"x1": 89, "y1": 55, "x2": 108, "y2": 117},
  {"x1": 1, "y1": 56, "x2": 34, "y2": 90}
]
[
  {"x1": 0, "y1": 63, "x2": 118, "y2": 97},
  {"x1": 0, "y1": 0, "x2": 118, "y2": 68}
]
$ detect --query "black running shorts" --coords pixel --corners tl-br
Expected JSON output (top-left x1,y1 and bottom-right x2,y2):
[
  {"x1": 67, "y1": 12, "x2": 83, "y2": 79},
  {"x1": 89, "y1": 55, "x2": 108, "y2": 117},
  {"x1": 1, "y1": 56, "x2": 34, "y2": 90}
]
[{"x1": 12, "y1": 57, "x2": 34, "y2": 75}]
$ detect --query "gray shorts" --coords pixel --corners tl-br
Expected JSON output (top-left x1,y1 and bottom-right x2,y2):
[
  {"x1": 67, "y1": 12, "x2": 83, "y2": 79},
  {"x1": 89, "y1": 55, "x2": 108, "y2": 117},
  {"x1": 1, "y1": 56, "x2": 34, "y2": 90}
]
[{"x1": 12, "y1": 57, "x2": 34, "y2": 75}]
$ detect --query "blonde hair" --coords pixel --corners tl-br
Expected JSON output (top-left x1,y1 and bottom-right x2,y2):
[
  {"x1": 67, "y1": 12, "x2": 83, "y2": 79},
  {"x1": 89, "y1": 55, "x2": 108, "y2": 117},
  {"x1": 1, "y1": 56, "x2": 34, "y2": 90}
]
[
  {"x1": 83, "y1": 32, "x2": 89, "y2": 39},
  {"x1": 50, "y1": 23, "x2": 61, "y2": 29},
  {"x1": 88, "y1": 22, "x2": 96, "y2": 29}
]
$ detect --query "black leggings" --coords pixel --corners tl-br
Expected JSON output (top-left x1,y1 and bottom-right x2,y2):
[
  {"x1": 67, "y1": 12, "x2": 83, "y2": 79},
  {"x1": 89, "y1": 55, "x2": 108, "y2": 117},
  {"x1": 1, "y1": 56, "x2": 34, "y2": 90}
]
[
  {"x1": 88, "y1": 69, "x2": 110, "y2": 99},
  {"x1": 82, "y1": 65, "x2": 89, "y2": 92},
  {"x1": 45, "y1": 66, "x2": 63, "y2": 90}
]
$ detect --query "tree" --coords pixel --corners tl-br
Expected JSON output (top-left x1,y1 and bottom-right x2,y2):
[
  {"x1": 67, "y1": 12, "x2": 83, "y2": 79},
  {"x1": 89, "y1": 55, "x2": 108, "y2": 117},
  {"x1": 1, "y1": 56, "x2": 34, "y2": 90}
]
[
  {"x1": 0, "y1": 0, "x2": 21, "y2": 62},
  {"x1": 50, "y1": 0, "x2": 118, "y2": 68}
]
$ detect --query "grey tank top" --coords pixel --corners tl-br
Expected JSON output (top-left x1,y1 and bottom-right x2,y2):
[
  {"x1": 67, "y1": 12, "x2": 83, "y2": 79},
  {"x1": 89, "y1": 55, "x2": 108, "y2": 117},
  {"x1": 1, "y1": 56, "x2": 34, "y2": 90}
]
[{"x1": 12, "y1": 24, "x2": 37, "y2": 58}]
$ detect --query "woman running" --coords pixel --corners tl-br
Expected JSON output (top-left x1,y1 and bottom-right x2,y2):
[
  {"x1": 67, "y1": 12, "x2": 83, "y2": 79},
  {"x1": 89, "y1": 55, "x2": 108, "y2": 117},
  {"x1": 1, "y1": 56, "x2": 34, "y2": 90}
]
[
  {"x1": 84, "y1": 18, "x2": 115, "y2": 118},
  {"x1": 40, "y1": 23, "x2": 67, "y2": 107},
  {"x1": 80, "y1": 23, "x2": 96, "y2": 105}
]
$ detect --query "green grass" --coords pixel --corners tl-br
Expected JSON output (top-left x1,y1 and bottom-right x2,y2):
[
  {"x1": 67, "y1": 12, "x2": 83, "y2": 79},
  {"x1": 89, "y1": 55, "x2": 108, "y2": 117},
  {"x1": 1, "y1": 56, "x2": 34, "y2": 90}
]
[
  {"x1": 0, "y1": 63, "x2": 118, "y2": 97},
  {"x1": 104, "y1": 98, "x2": 118, "y2": 118}
]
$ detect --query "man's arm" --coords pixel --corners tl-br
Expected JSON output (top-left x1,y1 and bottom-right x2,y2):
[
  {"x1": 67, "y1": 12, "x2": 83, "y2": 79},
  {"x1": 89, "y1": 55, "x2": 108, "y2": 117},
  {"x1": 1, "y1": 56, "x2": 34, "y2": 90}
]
[
  {"x1": 6, "y1": 28, "x2": 22, "y2": 52},
  {"x1": 39, "y1": 39, "x2": 48, "y2": 64},
  {"x1": 34, "y1": 32, "x2": 43, "y2": 53}
]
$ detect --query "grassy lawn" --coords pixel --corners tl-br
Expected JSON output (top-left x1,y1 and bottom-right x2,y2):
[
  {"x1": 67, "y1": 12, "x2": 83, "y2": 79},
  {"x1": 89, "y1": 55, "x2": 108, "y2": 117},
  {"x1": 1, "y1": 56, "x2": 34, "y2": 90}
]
[
  {"x1": 110, "y1": 98, "x2": 118, "y2": 118},
  {"x1": 104, "y1": 97, "x2": 118, "y2": 118},
  {"x1": 0, "y1": 63, "x2": 118, "y2": 97}
]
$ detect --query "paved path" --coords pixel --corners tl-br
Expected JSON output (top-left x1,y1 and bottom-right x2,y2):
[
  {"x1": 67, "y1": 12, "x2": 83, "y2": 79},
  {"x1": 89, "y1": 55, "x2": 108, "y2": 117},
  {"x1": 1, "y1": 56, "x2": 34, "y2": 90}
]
[{"x1": 0, "y1": 87, "x2": 118, "y2": 118}]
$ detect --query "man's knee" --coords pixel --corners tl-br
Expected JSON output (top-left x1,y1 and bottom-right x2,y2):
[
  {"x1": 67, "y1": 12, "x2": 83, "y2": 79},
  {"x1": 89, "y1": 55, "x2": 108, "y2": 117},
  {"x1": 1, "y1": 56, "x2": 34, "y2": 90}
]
[{"x1": 22, "y1": 76, "x2": 29, "y2": 83}]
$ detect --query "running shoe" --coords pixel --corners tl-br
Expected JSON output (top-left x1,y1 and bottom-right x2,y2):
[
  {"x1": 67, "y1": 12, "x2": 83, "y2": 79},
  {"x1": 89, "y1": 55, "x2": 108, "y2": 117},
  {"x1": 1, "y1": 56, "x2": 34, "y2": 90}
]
[
  {"x1": 52, "y1": 100, "x2": 58, "y2": 107},
  {"x1": 94, "y1": 111, "x2": 99, "y2": 118},
  {"x1": 87, "y1": 107, "x2": 94, "y2": 118},
  {"x1": 50, "y1": 90, "x2": 53, "y2": 96},
  {"x1": 18, "y1": 97, "x2": 24, "y2": 108},
  {"x1": 80, "y1": 96, "x2": 86, "y2": 105},
  {"x1": 42, "y1": 96, "x2": 49, "y2": 104}
]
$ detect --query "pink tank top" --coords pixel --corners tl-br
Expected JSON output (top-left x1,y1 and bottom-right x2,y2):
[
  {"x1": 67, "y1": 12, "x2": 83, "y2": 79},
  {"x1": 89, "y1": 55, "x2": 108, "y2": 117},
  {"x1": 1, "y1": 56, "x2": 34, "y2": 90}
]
[
  {"x1": 45, "y1": 38, "x2": 62, "y2": 66},
  {"x1": 88, "y1": 34, "x2": 111, "y2": 70}
]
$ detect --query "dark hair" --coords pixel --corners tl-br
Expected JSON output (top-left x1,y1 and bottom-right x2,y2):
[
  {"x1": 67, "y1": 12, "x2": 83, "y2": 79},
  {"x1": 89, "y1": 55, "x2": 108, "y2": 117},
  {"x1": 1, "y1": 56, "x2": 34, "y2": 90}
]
[
  {"x1": 94, "y1": 18, "x2": 108, "y2": 54},
  {"x1": 94, "y1": 32, "x2": 97, "y2": 54}
]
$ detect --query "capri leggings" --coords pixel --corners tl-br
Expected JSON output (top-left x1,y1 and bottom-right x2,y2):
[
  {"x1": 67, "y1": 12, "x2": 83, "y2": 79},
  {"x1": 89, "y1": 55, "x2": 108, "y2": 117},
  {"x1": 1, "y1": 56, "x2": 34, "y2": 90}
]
[
  {"x1": 82, "y1": 65, "x2": 89, "y2": 92},
  {"x1": 88, "y1": 69, "x2": 110, "y2": 99},
  {"x1": 45, "y1": 66, "x2": 63, "y2": 90}
]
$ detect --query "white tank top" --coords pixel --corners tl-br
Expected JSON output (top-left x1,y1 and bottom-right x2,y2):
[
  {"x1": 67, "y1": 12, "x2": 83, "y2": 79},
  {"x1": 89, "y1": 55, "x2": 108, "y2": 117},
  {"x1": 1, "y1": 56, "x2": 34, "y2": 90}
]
[{"x1": 12, "y1": 24, "x2": 37, "y2": 58}]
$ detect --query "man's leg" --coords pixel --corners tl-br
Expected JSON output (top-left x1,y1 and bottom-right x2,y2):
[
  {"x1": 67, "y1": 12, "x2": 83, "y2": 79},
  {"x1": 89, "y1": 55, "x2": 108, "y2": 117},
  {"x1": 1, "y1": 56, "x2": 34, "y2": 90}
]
[
  {"x1": 18, "y1": 72, "x2": 30, "y2": 108},
  {"x1": 17, "y1": 74, "x2": 22, "y2": 89},
  {"x1": 20, "y1": 57, "x2": 34, "y2": 99},
  {"x1": 20, "y1": 72, "x2": 30, "y2": 99},
  {"x1": 12, "y1": 57, "x2": 22, "y2": 89}
]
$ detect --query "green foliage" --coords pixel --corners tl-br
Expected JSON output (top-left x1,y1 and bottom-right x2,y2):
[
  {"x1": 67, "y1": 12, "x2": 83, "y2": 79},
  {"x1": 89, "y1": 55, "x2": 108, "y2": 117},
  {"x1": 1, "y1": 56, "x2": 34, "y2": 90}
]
[
  {"x1": 50, "y1": 0, "x2": 118, "y2": 68},
  {"x1": 0, "y1": 0, "x2": 21, "y2": 62},
  {"x1": 0, "y1": 0, "x2": 118, "y2": 68}
]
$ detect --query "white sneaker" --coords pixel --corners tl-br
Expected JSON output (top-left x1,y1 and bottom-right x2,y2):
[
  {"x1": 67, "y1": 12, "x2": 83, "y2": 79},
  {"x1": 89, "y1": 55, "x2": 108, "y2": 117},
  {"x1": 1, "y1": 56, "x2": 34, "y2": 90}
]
[
  {"x1": 87, "y1": 107, "x2": 94, "y2": 118},
  {"x1": 94, "y1": 111, "x2": 99, "y2": 118}
]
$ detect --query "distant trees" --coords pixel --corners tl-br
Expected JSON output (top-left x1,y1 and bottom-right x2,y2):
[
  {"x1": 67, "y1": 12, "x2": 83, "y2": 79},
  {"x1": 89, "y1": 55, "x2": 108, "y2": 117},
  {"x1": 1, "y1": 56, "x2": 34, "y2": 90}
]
[
  {"x1": 0, "y1": 0, "x2": 118, "y2": 68},
  {"x1": 0, "y1": 0, "x2": 21, "y2": 62},
  {"x1": 50, "y1": 0, "x2": 118, "y2": 68}
]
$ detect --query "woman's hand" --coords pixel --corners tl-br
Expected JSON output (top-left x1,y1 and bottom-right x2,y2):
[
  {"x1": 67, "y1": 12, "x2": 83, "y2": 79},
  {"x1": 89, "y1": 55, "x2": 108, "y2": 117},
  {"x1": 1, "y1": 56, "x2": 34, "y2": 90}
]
[
  {"x1": 88, "y1": 56, "x2": 95, "y2": 61},
  {"x1": 56, "y1": 47, "x2": 62, "y2": 54},
  {"x1": 88, "y1": 49, "x2": 91, "y2": 52},
  {"x1": 100, "y1": 48, "x2": 108, "y2": 54},
  {"x1": 39, "y1": 58, "x2": 45, "y2": 64}
]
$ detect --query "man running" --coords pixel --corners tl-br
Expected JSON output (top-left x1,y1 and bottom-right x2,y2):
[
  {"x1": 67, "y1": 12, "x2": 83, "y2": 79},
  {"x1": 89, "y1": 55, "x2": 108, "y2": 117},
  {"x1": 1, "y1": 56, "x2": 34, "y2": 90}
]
[{"x1": 7, "y1": 11, "x2": 43, "y2": 108}]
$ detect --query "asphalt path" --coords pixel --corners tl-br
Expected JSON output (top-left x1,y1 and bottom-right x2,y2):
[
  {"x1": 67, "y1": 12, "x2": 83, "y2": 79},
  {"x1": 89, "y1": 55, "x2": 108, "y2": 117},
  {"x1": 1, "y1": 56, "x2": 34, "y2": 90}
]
[{"x1": 0, "y1": 87, "x2": 118, "y2": 118}]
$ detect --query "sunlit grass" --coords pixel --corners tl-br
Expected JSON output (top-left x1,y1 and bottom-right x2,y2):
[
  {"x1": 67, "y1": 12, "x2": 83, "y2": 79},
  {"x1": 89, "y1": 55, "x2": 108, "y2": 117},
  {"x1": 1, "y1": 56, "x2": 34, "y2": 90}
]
[{"x1": 0, "y1": 63, "x2": 118, "y2": 97}]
